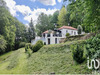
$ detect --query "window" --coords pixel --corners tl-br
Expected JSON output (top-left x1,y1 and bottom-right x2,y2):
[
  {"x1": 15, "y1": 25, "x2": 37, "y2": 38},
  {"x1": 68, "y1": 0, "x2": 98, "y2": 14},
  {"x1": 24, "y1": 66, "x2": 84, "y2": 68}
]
[
  {"x1": 71, "y1": 31, "x2": 73, "y2": 34},
  {"x1": 66, "y1": 30, "x2": 68, "y2": 33},
  {"x1": 43, "y1": 34, "x2": 45, "y2": 37},
  {"x1": 74, "y1": 32, "x2": 76, "y2": 35}
]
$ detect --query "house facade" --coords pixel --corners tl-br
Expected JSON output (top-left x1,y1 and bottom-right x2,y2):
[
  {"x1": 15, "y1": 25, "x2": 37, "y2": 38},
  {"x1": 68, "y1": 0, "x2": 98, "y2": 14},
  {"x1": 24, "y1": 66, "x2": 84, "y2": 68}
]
[{"x1": 41, "y1": 26, "x2": 78, "y2": 45}]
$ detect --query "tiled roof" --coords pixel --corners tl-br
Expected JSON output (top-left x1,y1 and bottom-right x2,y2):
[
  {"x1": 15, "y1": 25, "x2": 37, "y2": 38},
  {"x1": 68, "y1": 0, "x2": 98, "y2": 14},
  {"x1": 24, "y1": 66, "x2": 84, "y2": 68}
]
[
  {"x1": 58, "y1": 26, "x2": 77, "y2": 30},
  {"x1": 43, "y1": 30, "x2": 49, "y2": 34}
]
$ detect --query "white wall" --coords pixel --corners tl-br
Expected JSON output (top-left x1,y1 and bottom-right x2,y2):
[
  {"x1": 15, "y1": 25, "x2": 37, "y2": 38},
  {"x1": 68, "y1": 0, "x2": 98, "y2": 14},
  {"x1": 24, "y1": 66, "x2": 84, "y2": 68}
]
[{"x1": 60, "y1": 29, "x2": 78, "y2": 37}]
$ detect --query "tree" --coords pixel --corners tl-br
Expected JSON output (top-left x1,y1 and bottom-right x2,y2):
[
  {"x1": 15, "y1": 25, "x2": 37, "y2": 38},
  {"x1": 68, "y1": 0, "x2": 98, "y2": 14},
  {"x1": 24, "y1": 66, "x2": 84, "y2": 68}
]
[
  {"x1": 0, "y1": 0, "x2": 27, "y2": 52},
  {"x1": 83, "y1": 0, "x2": 100, "y2": 32},
  {"x1": 77, "y1": 25, "x2": 83, "y2": 34},
  {"x1": 63, "y1": 0, "x2": 100, "y2": 33},
  {"x1": 0, "y1": 35, "x2": 6, "y2": 54},
  {"x1": 28, "y1": 18, "x2": 35, "y2": 42},
  {"x1": 51, "y1": 10, "x2": 59, "y2": 24},
  {"x1": 58, "y1": 6, "x2": 67, "y2": 27},
  {"x1": 0, "y1": 6, "x2": 16, "y2": 51},
  {"x1": 36, "y1": 13, "x2": 54, "y2": 36}
]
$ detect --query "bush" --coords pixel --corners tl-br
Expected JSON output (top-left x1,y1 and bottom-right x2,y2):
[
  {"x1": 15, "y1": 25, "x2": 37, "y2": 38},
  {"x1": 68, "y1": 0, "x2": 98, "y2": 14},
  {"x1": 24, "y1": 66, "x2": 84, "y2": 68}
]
[
  {"x1": 19, "y1": 42, "x2": 26, "y2": 48},
  {"x1": 66, "y1": 33, "x2": 70, "y2": 37},
  {"x1": 0, "y1": 35, "x2": 6, "y2": 54},
  {"x1": 85, "y1": 34, "x2": 100, "y2": 59},
  {"x1": 25, "y1": 43, "x2": 32, "y2": 52},
  {"x1": 77, "y1": 25, "x2": 83, "y2": 34},
  {"x1": 71, "y1": 43, "x2": 84, "y2": 63},
  {"x1": 32, "y1": 40, "x2": 44, "y2": 52},
  {"x1": 27, "y1": 47, "x2": 32, "y2": 57}
]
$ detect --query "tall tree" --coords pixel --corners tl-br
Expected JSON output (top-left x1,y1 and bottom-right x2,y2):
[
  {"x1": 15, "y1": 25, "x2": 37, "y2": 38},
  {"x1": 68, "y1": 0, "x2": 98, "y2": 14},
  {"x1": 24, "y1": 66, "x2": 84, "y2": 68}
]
[
  {"x1": 58, "y1": 6, "x2": 67, "y2": 27},
  {"x1": 0, "y1": 6, "x2": 16, "y2": 51},
  {"x1": 28, "y1": 18, "x2": 35, "y2": 42},
  {"x1": 36, "y1": 13, "x2": 54, "y2": 36},
  {"x1": 83, "y1": 0, "x2": 100, "y2": 32},
  {"x1": 51, "y1": 10, "x2": 59, "y2": 24}
]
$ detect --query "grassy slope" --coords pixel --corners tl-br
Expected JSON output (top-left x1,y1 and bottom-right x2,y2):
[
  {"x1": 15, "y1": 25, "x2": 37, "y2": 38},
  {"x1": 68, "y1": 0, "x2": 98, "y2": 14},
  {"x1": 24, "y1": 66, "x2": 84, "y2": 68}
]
[{"x1": 0, "y1": 41, "x2": 91, "y2": 74}]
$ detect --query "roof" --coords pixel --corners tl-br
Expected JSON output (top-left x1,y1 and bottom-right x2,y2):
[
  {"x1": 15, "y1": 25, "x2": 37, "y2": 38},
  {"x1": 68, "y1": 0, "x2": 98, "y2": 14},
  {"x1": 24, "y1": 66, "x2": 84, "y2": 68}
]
[
  {"x1": 43, "y1": 30, "x2": 54, "y2": 34},
  {"x1": 43, "y1": 30, "x2": 49, "y2": 34},
  {"x1": 43, "y1": 26, "x2": 77, "y2": 34},
  {"x1": 58, "y1": 26, "x2": 77, "y2": 30}
]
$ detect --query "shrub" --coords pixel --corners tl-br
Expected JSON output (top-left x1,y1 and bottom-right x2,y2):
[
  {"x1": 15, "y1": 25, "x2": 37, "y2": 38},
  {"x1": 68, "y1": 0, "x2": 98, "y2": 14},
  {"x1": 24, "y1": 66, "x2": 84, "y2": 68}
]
[
  {"x1": 19, "y1": 42, "x2": 26, "y2": 48},
  {"x1": 27, "y1": 47, "x2": 32, "y2": 57},
  {"x1": 0, "y1": 35, "x2": 6, "y2": 54},
  {"x1": 32, "y1": 40, "x2": 44, "y2": 52},
  {"x1": 71, "y1": 43, "x2": 84, "y2": 63},
  {"x1": 25, "y1": 43, "x2": 32, "y2": 52},
  {"x1": 85, "y1": 34, "x2": 100, "y2": 59},
  {"x1": 77, "y1": 25, "x2": 83, "y2": 34},
  {"x1": 66, "y1": 33, "x2": 70, "y2": 37}
]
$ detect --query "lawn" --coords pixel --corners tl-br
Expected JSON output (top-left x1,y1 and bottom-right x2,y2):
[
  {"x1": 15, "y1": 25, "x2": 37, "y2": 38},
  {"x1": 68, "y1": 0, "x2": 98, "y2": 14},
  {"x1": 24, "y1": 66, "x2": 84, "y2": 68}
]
[{"x1": 0, "y1": 41, "x2": 92, "y2": 74}]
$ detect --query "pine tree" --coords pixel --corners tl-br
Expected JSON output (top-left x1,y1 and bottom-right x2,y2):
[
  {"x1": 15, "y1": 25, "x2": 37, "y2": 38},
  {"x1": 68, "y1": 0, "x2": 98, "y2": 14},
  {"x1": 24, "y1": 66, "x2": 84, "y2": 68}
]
[
  {"x1": 58, "y1": 6, "x2": 67, "y2": 27},
  {"x1": 28, "y1": 18, "x2": 35, "y2": 43}
]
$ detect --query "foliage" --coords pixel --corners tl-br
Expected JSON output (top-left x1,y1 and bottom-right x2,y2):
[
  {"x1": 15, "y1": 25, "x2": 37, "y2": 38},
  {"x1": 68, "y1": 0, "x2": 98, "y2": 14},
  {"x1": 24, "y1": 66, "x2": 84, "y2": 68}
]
[
  {"x1": 51, "y1": 10, "x2": 59, "y2": 24},
  {"x1": 71, "y1": 43, "x2": 84, "y2": 63},
  {"x1": 83, "y1": 0, "x2": 100, "y2": 32},
  {"x1": 25, "y1": 43, "x2": 32, "y2": 52},
  {"x1": 0, "y1": 6, "x2": 16, "y2": 51},
  {"x1": 28, "y1": 18, "x2": 35, "y2": 42},
  {"x1": 0, "y1": 1, "x2": 27, "y2": 53},
  {"x1": 32, "y1": 40, "x2": 44, "y2": 52},
  {"x1": 0, "y1": 35, "x2": 6, "y2": 53},
  {"x1": 0, "y1": 43, "x2": 91, "y2": 74},
  {"x1": 36, "y1": 13, "x2": 54, "y2": 36},
  {"x1": 19, "y1": 42, "x2": 26, "y2": 48},
  {"x1": 58, "y1": 6, "x2": 67, "y2": 27},
  {"x1": 85, "y1": 34, "x2": 100, "y2": 59},
  {"x1": 66, "y1": 33, "x2": 70, "y2": 37},
  {"x1": 63, "y1": 0, "x2": 100, "y2": 32},
  {"x1": 77, "y1": 25, "x2": 83, "y2": 34},
  {"x1": 26, "y1": 47, "x2": 32, "y2": 57}
]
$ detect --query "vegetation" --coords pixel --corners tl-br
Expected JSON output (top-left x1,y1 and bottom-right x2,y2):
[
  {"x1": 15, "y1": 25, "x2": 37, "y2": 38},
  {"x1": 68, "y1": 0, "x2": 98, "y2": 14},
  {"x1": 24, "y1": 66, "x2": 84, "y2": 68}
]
[
  {"x1": 25, "y1": 43, "x2": 32, "y2": 52},
  {"x1": 0, "y1": 1, "x2": 29, "y2": 54},
  {"x1": 57, "y1": 6, "x2": 67, "y2": 27},
  {"x1": 63, "y1": 0, "x2": 100, "y2": 32},
  {"x1": 0, "y1": 41, "x2": 91, "y2": 74},
  {"x1": 0, "y1": 35, "x2": 6, "y2": 53},
  {"x1": 71, "y1": 41, "x2": 85, "y2": 63},
  {"x1": 32, "y1": 40, "x2": 44, "y2": 52},
  {"x1": 85, "y1": 34, "x2": 100, "y2": 59},
  {"x1": 66, "y1": 33, "x2": 70, "y2": 37},
  {"x1": 36, "y1": 13, "x2": 55, "y2": 36},
  {"x1": 19, "y1": 42, "x2": 26, "y2": 48},
  {"x1": 77, "y1": 25, "x2": 83, "y2": 34},
  {"x1": 28, "y1": 18, "x2": 35, "y2": 42}
]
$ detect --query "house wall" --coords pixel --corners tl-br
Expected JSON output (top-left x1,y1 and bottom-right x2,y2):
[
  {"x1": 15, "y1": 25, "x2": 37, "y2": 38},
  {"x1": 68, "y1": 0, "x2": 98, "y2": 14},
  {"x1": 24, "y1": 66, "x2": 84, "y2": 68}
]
[{"x1": 60, "y1": 29, "x2": 78, "y2": 38}]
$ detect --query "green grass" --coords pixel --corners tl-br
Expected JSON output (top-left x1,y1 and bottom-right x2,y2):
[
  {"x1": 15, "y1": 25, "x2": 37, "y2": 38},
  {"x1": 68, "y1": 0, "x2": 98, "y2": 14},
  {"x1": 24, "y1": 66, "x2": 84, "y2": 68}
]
[{"x1": 0, "y1": 41, "x2": 92, "y2": 74}]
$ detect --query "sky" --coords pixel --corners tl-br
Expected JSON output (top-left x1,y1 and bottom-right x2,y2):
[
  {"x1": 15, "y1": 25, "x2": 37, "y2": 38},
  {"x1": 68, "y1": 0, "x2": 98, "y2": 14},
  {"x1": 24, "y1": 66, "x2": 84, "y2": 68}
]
[{"x1": 4, "y1": 0, "x2": 64, "y2": 26}]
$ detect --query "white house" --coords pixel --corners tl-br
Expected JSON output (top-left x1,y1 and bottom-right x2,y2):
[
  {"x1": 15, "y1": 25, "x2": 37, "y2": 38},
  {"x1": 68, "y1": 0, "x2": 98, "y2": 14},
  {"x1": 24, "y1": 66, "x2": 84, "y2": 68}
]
[
  {"x1": 41, "y1": 26, "x2": 78, "y2": 45},
  {"x1": 31, "y1": 26, "x2": 83, "y2": 45}
]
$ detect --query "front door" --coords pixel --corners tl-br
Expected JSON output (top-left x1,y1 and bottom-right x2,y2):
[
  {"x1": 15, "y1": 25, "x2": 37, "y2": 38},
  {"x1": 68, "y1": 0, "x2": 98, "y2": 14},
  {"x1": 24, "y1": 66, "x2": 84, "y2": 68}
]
[
  {"x1": 55, "y1": 38, "x2": 57, "y2": 44},
  {"x1": 48, "y1": 38, "x2": 50, "y2": 44}
]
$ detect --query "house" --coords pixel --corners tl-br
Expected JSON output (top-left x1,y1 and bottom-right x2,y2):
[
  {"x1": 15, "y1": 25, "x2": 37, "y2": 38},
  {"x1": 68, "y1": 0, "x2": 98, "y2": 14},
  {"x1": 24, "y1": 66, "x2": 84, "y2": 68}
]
[
  {"x1": 41, "y1": 26, "x2": 78, "y2": 45},
  {"x1": 31, "y1": 26, "x2": 84, "y2": 45}
]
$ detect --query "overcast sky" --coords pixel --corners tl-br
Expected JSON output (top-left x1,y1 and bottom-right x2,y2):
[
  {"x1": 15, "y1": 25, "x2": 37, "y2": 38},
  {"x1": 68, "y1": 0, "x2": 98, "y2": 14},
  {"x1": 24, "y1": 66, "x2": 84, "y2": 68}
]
[{"x1": 4, "y1": 0, "x2": 64, "y2": 25}]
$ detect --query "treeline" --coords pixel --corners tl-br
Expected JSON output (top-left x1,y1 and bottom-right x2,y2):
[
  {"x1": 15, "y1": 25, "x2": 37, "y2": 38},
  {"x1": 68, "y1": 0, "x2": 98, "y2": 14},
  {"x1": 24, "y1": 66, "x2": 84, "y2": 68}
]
[
  {"x1": 36, "y1": 0, "x2": 100, "y2": 36},
  {"x1": 0, "y1": 0, "x2": 35, "y2": 54}
]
